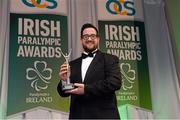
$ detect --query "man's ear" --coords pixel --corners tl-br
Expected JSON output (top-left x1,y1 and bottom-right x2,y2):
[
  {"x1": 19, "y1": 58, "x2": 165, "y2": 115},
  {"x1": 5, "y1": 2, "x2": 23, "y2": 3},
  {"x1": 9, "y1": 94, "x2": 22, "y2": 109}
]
[{"x1": 80, "y1": 38, "x2": 83, "y2": 43}]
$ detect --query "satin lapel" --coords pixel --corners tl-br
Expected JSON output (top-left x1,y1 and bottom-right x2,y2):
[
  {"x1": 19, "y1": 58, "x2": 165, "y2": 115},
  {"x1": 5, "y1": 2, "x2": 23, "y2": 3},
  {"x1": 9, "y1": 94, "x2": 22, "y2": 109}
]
[
  {"x1": 83, "y1": 51, "x2": 102, "y2": 83},
  {"x1": 71, "y1": 58, "x2": 83, "y2": 83}
]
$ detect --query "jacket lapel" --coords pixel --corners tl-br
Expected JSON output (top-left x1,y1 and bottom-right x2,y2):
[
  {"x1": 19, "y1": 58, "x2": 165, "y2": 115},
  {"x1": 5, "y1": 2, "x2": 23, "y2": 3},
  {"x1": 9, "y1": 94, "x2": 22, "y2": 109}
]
[
  {"x1": 83, "y1": 51, "x2": 102, "y2": 83},
  {"x1": 71, "y1": 58, "x2": 83, "y2": 83}
]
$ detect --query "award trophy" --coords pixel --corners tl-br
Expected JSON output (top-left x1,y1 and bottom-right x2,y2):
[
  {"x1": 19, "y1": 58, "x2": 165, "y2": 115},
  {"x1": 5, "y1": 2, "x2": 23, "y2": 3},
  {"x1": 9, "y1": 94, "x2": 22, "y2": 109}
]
[{"x1": 60, "y1": 49, "x2": 74, "y2": 91}]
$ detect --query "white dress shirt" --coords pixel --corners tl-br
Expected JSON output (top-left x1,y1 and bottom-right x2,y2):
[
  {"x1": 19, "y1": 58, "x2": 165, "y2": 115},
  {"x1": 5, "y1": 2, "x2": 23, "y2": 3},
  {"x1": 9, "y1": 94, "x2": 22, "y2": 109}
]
[{"x1": 81, "y1": 50, "x2": 97, "y2": 82}]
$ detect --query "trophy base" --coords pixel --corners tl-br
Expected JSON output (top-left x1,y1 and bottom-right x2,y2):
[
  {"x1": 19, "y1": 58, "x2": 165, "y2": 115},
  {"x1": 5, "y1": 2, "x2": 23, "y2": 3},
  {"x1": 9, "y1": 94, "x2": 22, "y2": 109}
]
[{"x1": 62, "y1": 83, "x2": 75, "y2": 91}]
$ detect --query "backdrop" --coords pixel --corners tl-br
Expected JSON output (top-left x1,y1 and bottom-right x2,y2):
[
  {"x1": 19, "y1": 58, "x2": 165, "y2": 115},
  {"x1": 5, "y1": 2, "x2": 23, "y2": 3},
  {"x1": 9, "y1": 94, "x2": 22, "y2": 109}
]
[{"x1": 0, "y1": 0, "x2": 180, "y2": 119}]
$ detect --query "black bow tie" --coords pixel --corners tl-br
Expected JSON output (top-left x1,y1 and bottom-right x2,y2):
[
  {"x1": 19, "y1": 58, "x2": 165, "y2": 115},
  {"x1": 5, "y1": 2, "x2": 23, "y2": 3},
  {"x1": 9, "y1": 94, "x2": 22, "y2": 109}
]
[{"x1": 81, "y1": 52, "x2": 96, "y2": 59}]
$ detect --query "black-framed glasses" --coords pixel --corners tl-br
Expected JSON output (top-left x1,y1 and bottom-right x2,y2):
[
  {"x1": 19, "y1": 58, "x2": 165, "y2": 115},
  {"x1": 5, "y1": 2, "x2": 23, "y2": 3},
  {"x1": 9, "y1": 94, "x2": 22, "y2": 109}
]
[{"x1": 82, "y1": 34, "x2": 98, "y2": 40}]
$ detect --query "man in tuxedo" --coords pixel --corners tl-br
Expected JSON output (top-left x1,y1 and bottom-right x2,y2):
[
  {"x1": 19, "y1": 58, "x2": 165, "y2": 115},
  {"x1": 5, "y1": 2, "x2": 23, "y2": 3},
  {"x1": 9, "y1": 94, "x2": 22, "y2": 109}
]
[{"x1": 57, "y1": 23, "x2": 122, "y2": 119}]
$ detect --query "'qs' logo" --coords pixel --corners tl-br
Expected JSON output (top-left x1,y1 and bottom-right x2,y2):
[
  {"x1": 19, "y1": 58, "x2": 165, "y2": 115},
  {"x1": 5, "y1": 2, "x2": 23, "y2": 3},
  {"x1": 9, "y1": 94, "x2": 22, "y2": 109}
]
[
  {"x1": 26, "y1": 61, "x2": 52, "y2": 91},
  {"x1": 106, "y1": 0, "x2": 135, "y2": 16},
  {"x1": 22, "y1": 0, "x2": 57, "y2": 9}
]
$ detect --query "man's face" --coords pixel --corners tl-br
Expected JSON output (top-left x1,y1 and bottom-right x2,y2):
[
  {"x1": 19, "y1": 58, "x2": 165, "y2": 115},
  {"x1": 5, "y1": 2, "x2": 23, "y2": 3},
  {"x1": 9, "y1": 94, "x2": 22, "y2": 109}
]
[{"x1": 81, "y1": 28, "x2": 99, "y2": 53}]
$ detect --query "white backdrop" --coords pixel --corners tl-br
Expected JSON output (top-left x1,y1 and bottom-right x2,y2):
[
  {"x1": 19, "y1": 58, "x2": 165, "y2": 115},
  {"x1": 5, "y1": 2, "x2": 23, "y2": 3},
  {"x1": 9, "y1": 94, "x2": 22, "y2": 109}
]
[
  {"x1": 0, "y1": 0, "x2": 180, "y2": 119},
  {"x1": 143, "y1": 0, "x2": 180, "y2": 118}
]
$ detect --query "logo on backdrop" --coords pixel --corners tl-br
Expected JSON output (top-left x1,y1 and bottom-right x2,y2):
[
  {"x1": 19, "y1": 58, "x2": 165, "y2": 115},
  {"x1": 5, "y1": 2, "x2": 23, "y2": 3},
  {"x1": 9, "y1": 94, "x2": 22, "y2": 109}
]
[
  {"x1": 120, "y1": 63, "x2": 136, "y2": 90},
  {"x1": 22, "y1": 0, "x2": 57, "y2": 9},
  {"x1": 26, "y1": 61, "x2": 52, "y2": 91},
  {"x1": 106, "y1": 0, "x2": 135, "y2": 16}
]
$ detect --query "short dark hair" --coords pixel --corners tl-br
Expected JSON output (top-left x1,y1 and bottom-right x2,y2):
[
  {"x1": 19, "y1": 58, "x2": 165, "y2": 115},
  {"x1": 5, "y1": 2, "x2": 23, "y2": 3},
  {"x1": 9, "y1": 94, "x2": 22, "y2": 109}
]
[{"x1": 80, "y1": 23, "x2": 99, "y2": 38}]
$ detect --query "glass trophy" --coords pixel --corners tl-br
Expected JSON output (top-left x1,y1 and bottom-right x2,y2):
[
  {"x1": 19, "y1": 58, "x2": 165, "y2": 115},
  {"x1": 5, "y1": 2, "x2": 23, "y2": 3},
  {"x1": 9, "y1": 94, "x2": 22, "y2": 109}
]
[{"x1": 60, "y1": 49, "x2": 74, "y2": 91}]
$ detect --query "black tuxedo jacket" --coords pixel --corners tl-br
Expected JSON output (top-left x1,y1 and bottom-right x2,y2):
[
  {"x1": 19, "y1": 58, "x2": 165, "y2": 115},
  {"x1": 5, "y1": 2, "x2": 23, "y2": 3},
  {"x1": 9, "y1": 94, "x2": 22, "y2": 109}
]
[{"x1": 57, "y1": 50, "x2": 122, "y2": 119}]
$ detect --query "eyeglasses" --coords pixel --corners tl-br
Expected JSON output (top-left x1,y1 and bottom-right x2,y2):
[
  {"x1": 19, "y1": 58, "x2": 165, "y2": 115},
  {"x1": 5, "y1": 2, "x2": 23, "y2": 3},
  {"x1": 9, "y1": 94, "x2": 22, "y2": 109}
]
[{"x1": 82, "y1": 34, "x2": 98, "y2": 40}]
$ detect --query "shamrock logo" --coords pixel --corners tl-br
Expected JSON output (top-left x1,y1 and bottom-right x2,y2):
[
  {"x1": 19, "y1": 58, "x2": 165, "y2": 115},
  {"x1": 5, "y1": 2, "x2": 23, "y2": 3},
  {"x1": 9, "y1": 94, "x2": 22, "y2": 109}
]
[
  {"x1": 120, "y1": 63, "x2": 136, "y2": 91},
  {"x1": 26, "y1": 61, "x2": 52, "y2": 91}
]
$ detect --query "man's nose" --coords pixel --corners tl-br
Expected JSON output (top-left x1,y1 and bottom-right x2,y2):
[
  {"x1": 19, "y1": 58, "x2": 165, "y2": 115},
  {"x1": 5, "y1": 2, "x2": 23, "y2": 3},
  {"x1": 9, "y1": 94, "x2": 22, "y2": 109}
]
[{"x1": 87, "y1": 37, "x2": 93, "y2": 41}]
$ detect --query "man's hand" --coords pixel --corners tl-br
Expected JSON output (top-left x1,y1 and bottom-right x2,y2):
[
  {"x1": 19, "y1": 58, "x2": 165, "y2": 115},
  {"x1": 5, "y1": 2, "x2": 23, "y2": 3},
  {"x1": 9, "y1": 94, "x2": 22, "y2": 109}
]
[
  {"x1": 59, "y1": 63, "x2": 69, "y2": 80},
  {"x1": 65, "y1": 83, "x2": 84, "y2": 95}
]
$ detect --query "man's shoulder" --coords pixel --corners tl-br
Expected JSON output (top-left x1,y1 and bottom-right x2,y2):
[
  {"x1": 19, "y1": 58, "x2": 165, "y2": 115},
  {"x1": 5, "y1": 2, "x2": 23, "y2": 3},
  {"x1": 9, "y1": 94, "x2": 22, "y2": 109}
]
[
  {"x1": 99, "y1": 50, "x2": 119, "y2": 60},
  {"x1": 69, "y1": 57, "x2": 81, "y2": 65}
]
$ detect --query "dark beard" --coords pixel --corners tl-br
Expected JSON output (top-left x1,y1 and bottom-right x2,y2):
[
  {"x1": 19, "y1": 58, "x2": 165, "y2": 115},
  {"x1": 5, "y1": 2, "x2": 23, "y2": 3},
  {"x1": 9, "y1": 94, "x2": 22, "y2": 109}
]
[{"x1": 83, "y1": 45, "x2": 97, "y2": 53}]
